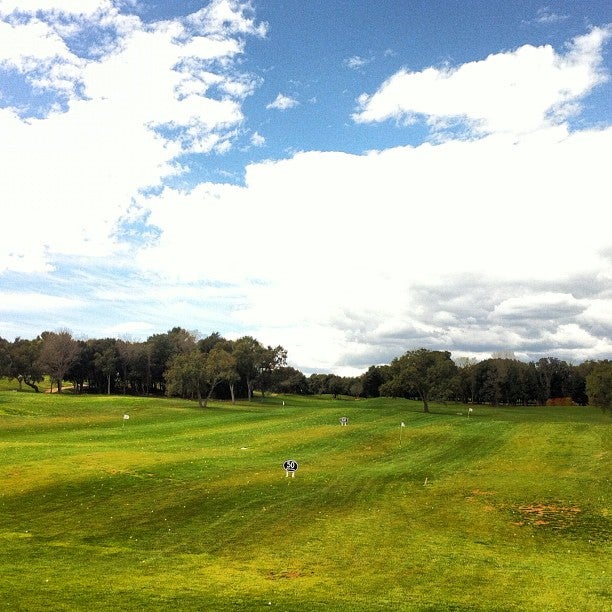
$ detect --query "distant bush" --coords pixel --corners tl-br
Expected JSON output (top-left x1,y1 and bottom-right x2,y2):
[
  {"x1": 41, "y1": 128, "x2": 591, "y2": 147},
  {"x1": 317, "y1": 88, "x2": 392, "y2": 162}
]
[{"x1": 546, "y1": 397, "x2": 576, "y2": 406}]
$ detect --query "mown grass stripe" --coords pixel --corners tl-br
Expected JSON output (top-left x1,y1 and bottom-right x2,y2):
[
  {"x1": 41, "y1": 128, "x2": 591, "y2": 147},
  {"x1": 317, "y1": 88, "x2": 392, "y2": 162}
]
[{"x1": 0, "y1": 391, "x2": 610, "y2": 610}]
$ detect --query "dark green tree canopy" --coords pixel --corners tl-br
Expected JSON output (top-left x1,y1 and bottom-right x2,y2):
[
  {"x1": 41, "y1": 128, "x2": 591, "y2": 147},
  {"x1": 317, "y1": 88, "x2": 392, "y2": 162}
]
[
  {"x1": 2, "y1": 326, "x2": 609, "y2": 410},
  {"x1": 381, "y1": 348, "x2": 458, "y2": 413},
  {"x1": 586, "y1": 360, "x2": 612, "y2": 414}
]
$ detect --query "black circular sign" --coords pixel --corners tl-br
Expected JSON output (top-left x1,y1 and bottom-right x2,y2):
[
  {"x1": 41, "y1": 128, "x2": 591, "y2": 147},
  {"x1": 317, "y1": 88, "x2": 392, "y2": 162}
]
[{"x1": 283, "y1": 459, "x2": 298, "y2": 472}]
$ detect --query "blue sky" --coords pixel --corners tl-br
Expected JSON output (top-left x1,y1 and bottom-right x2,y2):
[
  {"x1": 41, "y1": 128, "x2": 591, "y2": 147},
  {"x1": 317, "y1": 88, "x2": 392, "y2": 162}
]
[{"x1": 1, "y1": 1, "x2": 611, "y2": 374}]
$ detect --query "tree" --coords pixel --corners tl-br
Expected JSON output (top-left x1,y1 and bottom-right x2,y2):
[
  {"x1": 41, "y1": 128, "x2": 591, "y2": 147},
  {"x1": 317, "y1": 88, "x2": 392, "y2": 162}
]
[
  {"x1": 455, "y1": 358, "x2": 478, "y2": 403},
  {"x1": 124, "y1": 341, "x2": 152, "y2": 395},
  {"x1": 505, "y1": 359, "x2": 533, "y2": 406},
  {"x1": 115, "y1": 339, "x2": 134, "y2": 394},
  {"x1": 165, "y1": 346, "x2": 237, "y2": 408},
  {"x1": 9, "y1": 337, "x2": 44, "y2": 392},
  {"x1": 65, "y1": 339, "x2": 91, "y2": 393},
  {"x1": 231, "y1": 337, "x2": 287, "y2": 400},
  {"x1": 147, "y1": 328, "x2": 196, "y2": 393},
  {"x1": 37, "y1": 330, "x2": 80, "y2": 393},
  {"x1": 165, "y1": 350, "x2": 207, "y2": 407},
  {"x1": 307, "y1": 373, "x2": 329, "y2": 395},
  {"x1": 586, "y1": 360, "x2": 612, "y2": 414},
  {"x1": 197, "y1": 332, "x2": 223, "y2": 353},
  {"x1": 384, "y1": 349, "x2": 458, "y2": 413},
  {"x1": 0, "y1": 337, "x2": 11, "y2": 378},
  {"x1": 257, "y1": 345, "x2": 287, "y2": 396},
  {"x1": 268, "y1": 366, "x2": 309, "y2": 394},
  {"x1": 534, "y1": 357, "x2": 571, "y2": 404},
  {"x1": 472, "y1": 359, "x2": 529, "y2": 405},
  {"x1": 327, "y1": 375, "x2": 347, "y2": 399},
  {"x1": 563, "y1": 363, "x2": 588, "y2": 405},
  {"x1": 361, "y1": 365, "x2": 389, "y2": 398},
  {"x1": 94, "y1": 342, "x2": 118, "y2": 395},
  {"x1": 379, "y1": 376, "x2": 408, "y2": 400},
  {"x1": 233, "y1": 336, "x2": 265, "y2": 400},
  {"x1": 474, "y1": 359, "x2": 504, "y2": 405},
  {"x1": 197, "y1": 334, "x2": 239, "y2": 402},
  {"x1": 204, "y1": 346, "x2": 237, "y2": 405},
  {"x1": 348, "y1": 378, "x2": 364, "y2": 398}
]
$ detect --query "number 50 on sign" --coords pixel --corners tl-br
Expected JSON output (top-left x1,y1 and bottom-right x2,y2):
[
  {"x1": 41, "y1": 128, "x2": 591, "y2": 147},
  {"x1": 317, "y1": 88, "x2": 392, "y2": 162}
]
[{"x1": 283, "y1": 460, "x2": 298, "y2": 477}]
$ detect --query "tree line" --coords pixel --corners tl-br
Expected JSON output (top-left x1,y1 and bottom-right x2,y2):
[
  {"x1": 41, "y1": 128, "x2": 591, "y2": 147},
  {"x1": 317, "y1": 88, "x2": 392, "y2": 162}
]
[
  {"x1": 0, "y1": 329, "x2": 286, "y2": 407},
  {"x1": 376, "y1": 349, "x2": 612, "y2": 413},
  {"x1": 0, "y1": 330, "x2": 610, "y2": 412}
]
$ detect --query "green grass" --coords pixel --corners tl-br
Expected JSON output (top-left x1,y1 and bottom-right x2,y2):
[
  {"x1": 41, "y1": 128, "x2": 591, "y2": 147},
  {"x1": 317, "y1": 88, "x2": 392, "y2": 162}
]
[
  {"x1": 0, "y1": 376, "x2": 53, "y2": 393},
  {"x1": 0, "y1": 391, "x2": 610, "y2": 610}
]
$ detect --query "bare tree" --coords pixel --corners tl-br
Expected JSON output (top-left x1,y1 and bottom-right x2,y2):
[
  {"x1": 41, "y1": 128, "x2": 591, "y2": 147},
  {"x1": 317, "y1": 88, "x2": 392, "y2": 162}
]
[{"x1": 37, "y1": 330, "x2": 80, "y2": 393}]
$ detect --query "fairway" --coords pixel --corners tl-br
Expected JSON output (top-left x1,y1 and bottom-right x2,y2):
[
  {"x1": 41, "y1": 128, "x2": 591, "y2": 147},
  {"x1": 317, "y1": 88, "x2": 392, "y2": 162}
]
[{"x1": 0, "y1": 392, "x2": 610, "y2": 611}]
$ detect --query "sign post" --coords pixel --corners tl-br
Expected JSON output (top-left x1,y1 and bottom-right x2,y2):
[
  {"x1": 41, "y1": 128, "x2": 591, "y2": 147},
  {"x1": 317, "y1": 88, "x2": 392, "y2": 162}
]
[
  {"x1": 339, "y1": 416, "x2": 348, "y2": 426},
  {"x1": 399, "y1": 421, "x2": 405, "y2": 447},
  {"x1": 283, "y1": 459, "x2": 298, "y2": 478},
  {"x1": 123, "y1": 414, "x2": 130, "y2": 427}
]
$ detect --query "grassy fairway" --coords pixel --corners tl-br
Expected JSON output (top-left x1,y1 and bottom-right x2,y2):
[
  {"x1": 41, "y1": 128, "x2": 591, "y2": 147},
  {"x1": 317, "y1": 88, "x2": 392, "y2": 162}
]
[{"x1": 0, "y1": 391, "x2": 610, "y2": 610}]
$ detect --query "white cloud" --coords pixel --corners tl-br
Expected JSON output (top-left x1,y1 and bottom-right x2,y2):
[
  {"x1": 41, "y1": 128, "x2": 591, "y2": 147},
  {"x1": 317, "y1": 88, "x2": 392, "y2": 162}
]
[
  {"x1": 543, "y1": 323, "x2": 598, "y2": 348},
  {"x1": 344, "y1": 55, "x2": 371, "y2": 70},
  {"x1": 578, "y1": 299, "x2": 612, "y2": 331},
  {"x1": 266, "y1": 93, "x2": 299, "y2": 110},
  {"x1": 533, "y1": 7, "x2": 569, "y2": 25},
  {"x1": 492, "y1": 292, "x2": 584, "y2": 320},
  {"x1": 0, "y1": 292, "x2": 83, "y2": 312},
  {"x1": 0, "y1": 16, "x2": 73, "y2": 66},
  {"x1": 101, "y1": 321, "x2": 155, "y2": 337},
  {"x1": 353, "y1": 27, "x2": 611, "y2": 136},
  {"x1": 133, "y1": 124, "x2": 612, "y2": 372},
  {"x1": 0, "y1": 0, "x2": 110, "y2": 16},
  {"x1": 2, "y1": 14, "x2": 611, "y2": 373},
  {"x1": 251, "y1": 131, "x2": 266, "y2": 146},
  {"x1": 188, "y1": 0, "x2": 267, "y2": 37},
  {"x1": 0, "y1": 1, "x2": 264, "y2": 273}
]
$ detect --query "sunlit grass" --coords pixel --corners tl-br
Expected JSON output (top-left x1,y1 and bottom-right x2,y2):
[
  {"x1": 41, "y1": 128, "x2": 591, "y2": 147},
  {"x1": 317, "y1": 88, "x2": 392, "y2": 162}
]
[{"x1": 0, "y1": 391, "x2": 610, "y2": 610}]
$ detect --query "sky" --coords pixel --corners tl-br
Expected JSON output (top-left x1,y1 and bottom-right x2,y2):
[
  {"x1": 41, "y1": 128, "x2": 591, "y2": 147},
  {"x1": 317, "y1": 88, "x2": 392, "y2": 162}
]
[{"x1": 1, "y1": 0, "x2": 611, "y2": 376}]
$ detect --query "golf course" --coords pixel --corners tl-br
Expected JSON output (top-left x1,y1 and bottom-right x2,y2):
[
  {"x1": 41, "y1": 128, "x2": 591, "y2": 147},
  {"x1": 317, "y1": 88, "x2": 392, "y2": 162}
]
[{"x1": 0, "y1": 390, "x2": 610, "y2": 610}]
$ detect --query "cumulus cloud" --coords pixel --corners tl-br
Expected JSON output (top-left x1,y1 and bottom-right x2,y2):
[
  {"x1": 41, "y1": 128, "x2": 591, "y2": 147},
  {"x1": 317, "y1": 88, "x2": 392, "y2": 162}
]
[
  {"x1": 578, "y1": 299, "x2": 612, "y2": 338},
  {"x1": 266, "y1": 93, "x2": 299, "y2": 110},
  {"x1": 0, "y1": 0, "x2": 108, "y2": 17},
  {"x1": 353, "y1": 27, "x2": 611, "y2": 136},
  {"x1": 132, "y1": 124, "x2": 612, "y2": 372},
  {"x1": 0, "y1": 0, "x2": 265, "y2": 273}
]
